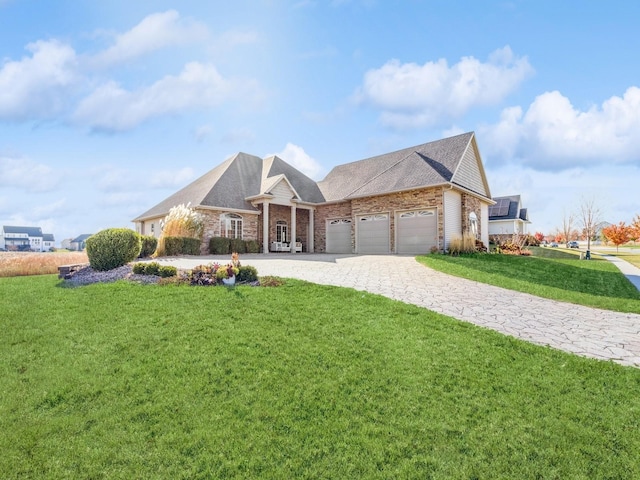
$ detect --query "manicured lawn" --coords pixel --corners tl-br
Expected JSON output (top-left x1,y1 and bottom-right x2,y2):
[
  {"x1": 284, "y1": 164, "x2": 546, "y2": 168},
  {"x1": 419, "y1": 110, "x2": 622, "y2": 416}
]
[
  {"x1": 2, "y1": 275, "x2": 640, "y2": 478},
  {"x1": 417, "y1": 247, "x2": 640, "y2": 314}
]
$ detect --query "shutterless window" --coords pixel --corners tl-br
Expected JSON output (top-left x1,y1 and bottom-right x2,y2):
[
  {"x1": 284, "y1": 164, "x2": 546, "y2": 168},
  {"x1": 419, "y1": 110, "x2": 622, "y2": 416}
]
[
  {"x1": 276, "y1": 220, "x2": 288, "y2": 242},
  {"x1": 221, "y1": 213, "x2": 243, "y2": 239}
]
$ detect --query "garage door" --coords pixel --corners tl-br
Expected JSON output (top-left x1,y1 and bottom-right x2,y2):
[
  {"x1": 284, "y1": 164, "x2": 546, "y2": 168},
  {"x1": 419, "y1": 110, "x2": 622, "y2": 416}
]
[
  {"x1": 357, "y1": 214, "x2": 390, "y2": 254},
  {"x1": 326, "y1": 219, "x2": 352, "y2": 253},
  {"x1": 397, "y1": 209, "x2": 437, "y2": 254}
]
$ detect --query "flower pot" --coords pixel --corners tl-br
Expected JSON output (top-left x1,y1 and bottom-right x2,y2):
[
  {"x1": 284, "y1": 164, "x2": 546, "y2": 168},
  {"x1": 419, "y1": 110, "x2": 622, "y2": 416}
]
[{"x1": 222, "y1": 275, "x2": 236, "y2": 286}]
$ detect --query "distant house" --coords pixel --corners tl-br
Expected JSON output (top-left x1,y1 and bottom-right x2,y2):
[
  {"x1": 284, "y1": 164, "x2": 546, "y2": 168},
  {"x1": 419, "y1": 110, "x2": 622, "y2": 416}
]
[
  {"x1": 0, "y1": 226, "x2": 55, "y2": 252},
  {"x1": 133, "y1": 131, "x2": 494, "y2": 254},
  {"x1": 61, "y1": 238, "x2": 73, "y2": 250},
  {"x1": 488, "y1": 195, "x2": 531, "y2": 239},
  {"x1": 70, "y1": 234, "x2": 92, "y2": 251}
]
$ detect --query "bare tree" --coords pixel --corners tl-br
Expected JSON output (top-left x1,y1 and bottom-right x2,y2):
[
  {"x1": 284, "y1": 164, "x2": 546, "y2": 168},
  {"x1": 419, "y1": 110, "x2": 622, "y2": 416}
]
[
  {"x1": 578, "y1": 196, "x2": 602, "y2": 255},
  {"x1": 560, "y1": 209, "x2": 574, "y2": 246}
]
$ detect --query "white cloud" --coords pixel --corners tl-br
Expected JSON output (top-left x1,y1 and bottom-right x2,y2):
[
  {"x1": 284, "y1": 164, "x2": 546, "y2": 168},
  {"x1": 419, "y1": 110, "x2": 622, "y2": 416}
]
[
  {"x1": 0, "y1": 156, "x2": 61, "y2": 192},
  {"x1": 220, "y1": 127, "x2": 255, "y2": 144},
  {"x1": 74, "y1": 62, "x2": 258, "y2": 131},
  {"x1": 354, "y1": 46, "x2": 533, "y2": 129},
  {"x1": 272, "y1": 143, "x2": 324, "y2": 179},
  {"x1": 91, "y1": 10, "x2": 209, "y2": 67},
  {"x1": 33, "y1": 199, "x2": 67, "y2": 219},
  {"x1": 0, "y1": 40, "x2": 78, "y2": 120},
  {"x1": 150, "y1": 167, "x2": 195, "y2": 188},
  {"x1": 98, "y1": 192, "x2": 145, "y2": 207},
  {"x1": 480, "y1": 87, "x2": 640, "y2": 170},
  {"x1": 194, "y1": 124, "x2": 214, "y2": 142}
]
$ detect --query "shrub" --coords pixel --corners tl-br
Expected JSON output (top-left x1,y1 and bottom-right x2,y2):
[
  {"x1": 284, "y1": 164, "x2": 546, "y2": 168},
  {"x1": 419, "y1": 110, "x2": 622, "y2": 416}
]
[
  {"x1": 132, "y1": 263, "x2": 146, "y2": 274},
  {"x1": 144, "y1": 262, "x2": 160, "y2": 276},
  {"x1": 163, "y1": 237, "x2": 201, "y2": 256},
  {"x1": 209, "y1": 237, "x2": 231, "y2": 255},
  {"x1": 246, "y1": 240, "x2": 260, "y2": 253},
  {"x1": 86, "y1": 228, "x2": 141, "y2": 271},
  {"x1": 139, "y1": 235, "x2": 158, "y2": 258},
  {"x1": 155, "y1": 204, "x2": 204, "y2": 257},
  {"x1": 259, "y1": 276, "x2": 285, "y2": 287},
  {"x1": 237, "y1": 265, "x2": 258, "y2": 283},
  {"x1": 159, "y1": 265, "x2": 177, "y2": 278},
  {"x1": 448, "y1": 233, "x2": 477, "y2": 255},
  {"x1": 230, "y1": 238, "x2": 246, "y2": 254},
  {"x1": 182, "y1": 237, "x2": 201, "y2": 255},
  {"x1": 216, "y1": 264, "x2": 239, "y2": 280}
]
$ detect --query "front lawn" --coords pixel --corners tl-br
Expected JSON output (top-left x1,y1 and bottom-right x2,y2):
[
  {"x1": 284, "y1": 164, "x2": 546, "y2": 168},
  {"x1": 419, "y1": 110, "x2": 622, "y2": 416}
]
[
  {"x1": 417, "y1": 247, "x2": 640, "y2": 314},
  {"x1": 1, "y1": 275, "x2": 640, "y2": 478}
]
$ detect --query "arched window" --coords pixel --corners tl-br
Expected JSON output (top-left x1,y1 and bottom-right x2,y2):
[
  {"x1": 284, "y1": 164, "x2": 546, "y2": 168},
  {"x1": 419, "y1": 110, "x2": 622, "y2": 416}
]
[
  {"x1": 469, "y1": 211, "x2": 478, "y2": 237},
  {"x1": 276, "y1": 220, "x2": 288, "y2": 243},
  {"x1": 220, "y1": 213, "x2": 243, "y2": 239}
]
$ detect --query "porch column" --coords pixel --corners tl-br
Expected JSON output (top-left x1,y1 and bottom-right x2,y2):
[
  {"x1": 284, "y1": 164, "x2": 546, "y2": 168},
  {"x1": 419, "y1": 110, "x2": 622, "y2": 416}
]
[
  {"x1": 291, "y1": 203, "x2": 297, "y2": 254},
  {"x1": 262, "y1": 201, "x2": 270, "y2": 254},
  {"x1": 308, "y1": 207, "x2": 314, "y2": 253}
]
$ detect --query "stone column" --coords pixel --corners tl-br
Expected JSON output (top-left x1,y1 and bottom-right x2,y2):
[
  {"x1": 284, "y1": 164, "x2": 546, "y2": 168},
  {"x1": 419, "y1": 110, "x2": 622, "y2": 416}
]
[
  {"x1": 308, "y1": 207, "x2": 314, "y2": 253},
  {"x1": 262, "y1": 201, "x2": 269, "y2": 254},
  {"x1": 291, "y1": 204, "x2": 297, "y2": 254}
]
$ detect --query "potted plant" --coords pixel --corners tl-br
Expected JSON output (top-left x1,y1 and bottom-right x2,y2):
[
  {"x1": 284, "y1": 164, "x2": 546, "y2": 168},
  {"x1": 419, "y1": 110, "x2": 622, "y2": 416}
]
[{"x1": 216, "y1": 263, "x2": 239, "y2": 285}]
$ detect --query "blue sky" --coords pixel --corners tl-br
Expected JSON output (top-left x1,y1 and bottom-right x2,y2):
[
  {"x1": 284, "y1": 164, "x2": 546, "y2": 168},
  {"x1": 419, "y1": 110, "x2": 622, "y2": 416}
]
[{"x1": 1, "y1": 0, "x2": 639, "y2": 244}]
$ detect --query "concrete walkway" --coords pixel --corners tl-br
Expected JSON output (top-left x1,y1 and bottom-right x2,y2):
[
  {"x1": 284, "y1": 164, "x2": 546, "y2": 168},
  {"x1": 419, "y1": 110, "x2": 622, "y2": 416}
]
[{"x1": 156, "y1": 254, "x2": 640, "y2": 368}]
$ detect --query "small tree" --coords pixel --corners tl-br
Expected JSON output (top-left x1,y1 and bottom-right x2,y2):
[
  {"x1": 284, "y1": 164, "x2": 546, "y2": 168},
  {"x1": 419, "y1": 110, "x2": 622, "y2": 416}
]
[
  {"x1": 631, "y1": 214, "x2": 640, "y2": 242},
  {"x1": 534, "y1": 231, "x2": 545, "y2": 243},
  {"x1": 560, "y1": 209, "x2": 574, "y2": 247},
  {"x1": 602, "y1": 222, "x2": 632, "y2": 252},
  {"x1": 578, "y1": 196, "x2": 602, "y2": 255}
]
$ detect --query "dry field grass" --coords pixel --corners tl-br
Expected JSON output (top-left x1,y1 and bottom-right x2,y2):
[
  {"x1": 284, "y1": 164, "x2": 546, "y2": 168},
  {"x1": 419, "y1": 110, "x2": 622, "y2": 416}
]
[{"x1": 0, "y1": 251, "x2": 89, "y2": 277}]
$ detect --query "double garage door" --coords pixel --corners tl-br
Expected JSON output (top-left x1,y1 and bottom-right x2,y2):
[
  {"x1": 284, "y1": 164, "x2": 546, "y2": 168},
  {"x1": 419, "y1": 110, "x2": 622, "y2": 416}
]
[{"x1": 326, "y1": 209, "x2": 437, "y2": 254}]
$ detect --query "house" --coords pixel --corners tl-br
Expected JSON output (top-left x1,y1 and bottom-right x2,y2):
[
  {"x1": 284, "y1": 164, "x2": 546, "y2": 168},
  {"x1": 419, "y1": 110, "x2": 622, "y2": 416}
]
[
  {"x1": 133, "y1": 132, "x2": 493, "y2": 254},
  {"x1": 0, "y1": 226, "x2": 55, "y2": 252},
  {"x1": 488, "y1": 195, "x2": 530, "y2": 240},
  {"x1": 70, "y1": 234, "x2": 92, "y2": 251}
]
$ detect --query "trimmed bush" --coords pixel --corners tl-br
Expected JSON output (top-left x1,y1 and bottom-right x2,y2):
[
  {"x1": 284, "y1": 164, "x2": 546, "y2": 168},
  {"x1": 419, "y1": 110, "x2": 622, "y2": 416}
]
[
  {"x1": 230, "y1": 238, "x2": 246, "y2": 254},
  {"x1": 132, "y1": 263, "x2": 146, "y2": 274},
  {"x1": 86, "y1": 228, "x2": 141, "y2": 272},
  {"x1": 144, "y1": 262, "x2": 160, "y2": 276},
  {"x1": 139, "y1": 235, "x2": 158, "y2": 258},
  {"x1": 209, "y1": 237, "x2": 231, "y2": 255},
  {"x1": 182, "y1": 237, "x2": 201, "y2": 255},
  {"x1": 163, "y1": 237, "x2": 201, "y2": 256},
  {"x1": 159, "y1": 265, "x2": 177, "y2": 278},
  {"x1": 246, "y1": 240, "x2": 260, "y2": 253},
  {"x1": 237, "y1": 265, "x2": 258, "y2": 283}
]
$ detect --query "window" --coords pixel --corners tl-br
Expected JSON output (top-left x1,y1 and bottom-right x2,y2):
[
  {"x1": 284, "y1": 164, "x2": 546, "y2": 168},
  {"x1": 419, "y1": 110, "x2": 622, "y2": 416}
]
[
  {"x1": 276, "y1": 220, "x2": 288, "y2": 242},
  {"x1": 151, "y1": 223, "x2": 155, "y2": 233},
  {"x1": 469, "y1": 212, "x2": 478, "y2": 236},
  {"x1": 221, "y1": 213, "x2": 243, "y2": 239}
]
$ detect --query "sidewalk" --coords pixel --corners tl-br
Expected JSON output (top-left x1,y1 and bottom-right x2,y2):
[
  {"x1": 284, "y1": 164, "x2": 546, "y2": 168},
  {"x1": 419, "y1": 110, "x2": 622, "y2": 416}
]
[{"x1": 598, "y1": 254, "x2": 640, "y2": 291}]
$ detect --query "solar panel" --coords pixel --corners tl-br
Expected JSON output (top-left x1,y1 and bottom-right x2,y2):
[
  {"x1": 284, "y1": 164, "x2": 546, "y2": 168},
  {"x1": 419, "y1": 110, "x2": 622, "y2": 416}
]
[{"x1": 489, "y1": 198, "x2": 510, "y2": 217}]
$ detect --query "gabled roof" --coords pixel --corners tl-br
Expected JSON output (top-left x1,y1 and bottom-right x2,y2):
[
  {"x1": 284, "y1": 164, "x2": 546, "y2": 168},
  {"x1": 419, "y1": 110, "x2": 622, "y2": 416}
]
[
  {"x1": 2, "y1": 226, "x2": 43, "y2": 237},
  {"x1": 489, "y1": 195, "x2": 531, "y2": 222},
  {"x1": 72, "y1": 234, "x2": 92, "y2": 243},
  {"x1": 317, "y1": 132, "x2": 491, "y2": 201},
  {"x1": 133, "y1": 153, "x2": 325, "y2": 221}
]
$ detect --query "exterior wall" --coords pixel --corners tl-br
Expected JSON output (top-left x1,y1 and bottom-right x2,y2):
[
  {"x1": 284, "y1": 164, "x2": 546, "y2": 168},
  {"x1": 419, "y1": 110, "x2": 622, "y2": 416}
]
[
  {"x1": 199, "y1": 209, "x2": 259, "y2": 254},
  {"x1": 461, "y1": 194, "x2": 482, "y2": 238},
  {"x1": 488, "y1": 219, "x2": 516, "y2": 235},
  {"x1": 443, "y1": 189, "x2": 462, "y2": 251},
  {"x1": 137, "y1": 217, "x2": 164, "y2": 238},
  {"x1": 270, "y1": 181, "x2": 295, "y2": 203},
  {"x1": 481, "y1": 203, "x2": 489, "y2": 248},
  {"x1": 453, "y1": 144, "x2": 488, "y2": 197},
  {"x1": 314, "y1": 201, "x2": 353, "y2": 253}
]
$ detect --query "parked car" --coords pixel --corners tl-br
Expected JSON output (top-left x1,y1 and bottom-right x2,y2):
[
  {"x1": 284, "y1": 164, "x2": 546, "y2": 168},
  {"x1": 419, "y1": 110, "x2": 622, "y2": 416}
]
[
  {"x1": 567, "y1": 241, "x2": 579, "y2": 249},
  {"x1": 550, "y1": 242, "x2": 559, "y2": 247}
]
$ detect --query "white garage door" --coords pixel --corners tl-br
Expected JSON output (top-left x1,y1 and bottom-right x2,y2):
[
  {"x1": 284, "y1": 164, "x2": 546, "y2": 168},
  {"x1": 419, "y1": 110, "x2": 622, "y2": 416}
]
[
  {"x1": 326, "y1": 219, "x2": 352, "y2": 253},
  {"x1": 397, "y1": 209, "x2": 437, "y2": 254},
  {"x1": 357, "y1": 214, "x2": 390, "y2": 254}
]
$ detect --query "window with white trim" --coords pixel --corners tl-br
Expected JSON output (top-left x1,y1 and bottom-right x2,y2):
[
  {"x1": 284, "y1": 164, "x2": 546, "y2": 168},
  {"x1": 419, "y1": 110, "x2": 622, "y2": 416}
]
[{"x1": 221, "y1": 213, "x2": 243, "y2": 239}]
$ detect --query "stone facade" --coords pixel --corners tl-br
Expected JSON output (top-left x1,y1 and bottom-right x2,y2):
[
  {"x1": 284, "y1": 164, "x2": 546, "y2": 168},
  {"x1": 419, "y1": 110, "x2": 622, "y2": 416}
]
[
  {"x1": 198, "y1": 208, "x2": 259, "y2": 254},
  {"x1": 460, "y1": 194, "x2": 482, "y2": 239},
  {"x1": 257, "y1": 204, "x2": 311, "y2": 252}
]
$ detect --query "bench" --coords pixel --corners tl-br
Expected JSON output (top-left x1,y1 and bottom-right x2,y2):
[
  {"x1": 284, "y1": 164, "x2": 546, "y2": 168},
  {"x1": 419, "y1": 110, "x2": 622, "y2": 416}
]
[{"x1": 58, "y1": 263, "x2": 89, "y2": 279}]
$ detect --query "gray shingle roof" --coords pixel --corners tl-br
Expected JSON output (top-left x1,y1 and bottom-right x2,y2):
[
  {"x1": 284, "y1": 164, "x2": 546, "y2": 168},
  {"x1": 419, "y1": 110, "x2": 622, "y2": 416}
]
[
  {"x1": 42, "y1": 233, "x2": 55, "y2": 242},
  {"x1": 2, "y1": 226, "x2": 43, "y2": 237},
  {"x1": 317, "y1": 132, "x2": 475, "y2": 201},
  {"x1": 133, "y1": 153, "x2": 326, "y2": 221}
]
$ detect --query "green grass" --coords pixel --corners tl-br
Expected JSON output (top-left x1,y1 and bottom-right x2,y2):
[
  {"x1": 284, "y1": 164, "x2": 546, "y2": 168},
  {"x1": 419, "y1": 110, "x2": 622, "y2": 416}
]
[
  {"x1": 417, "y1": 247, "x2": 640, "y2": 314},
  {"x1": 2, "y1": 275, "x2": 640, "y2": 478}
]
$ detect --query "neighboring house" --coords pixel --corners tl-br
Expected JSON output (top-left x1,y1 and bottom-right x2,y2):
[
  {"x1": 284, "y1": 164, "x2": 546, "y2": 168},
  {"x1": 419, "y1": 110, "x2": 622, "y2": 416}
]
[
  {"x1": 488, "y1": 195, "x2": 530, "y2": 239},
  {"x1": 133, "y1": 131, "x2": 493, "y2": 254},
  {"x1": 70, "y1": 234, "x2": 92, "y2": 251},
  {"x1": 0, "y1": 226, "x2": 55, "y2": 251},
  {"x1": 61, "y1": 238, "x2": 73, "y2": 250}
]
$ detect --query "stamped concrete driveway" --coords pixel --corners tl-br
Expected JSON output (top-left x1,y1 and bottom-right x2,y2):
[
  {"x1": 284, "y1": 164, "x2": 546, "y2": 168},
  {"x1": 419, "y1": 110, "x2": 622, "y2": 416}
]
[{"x1": 159, "y1": 254, "x2": 640, "y2": 368}]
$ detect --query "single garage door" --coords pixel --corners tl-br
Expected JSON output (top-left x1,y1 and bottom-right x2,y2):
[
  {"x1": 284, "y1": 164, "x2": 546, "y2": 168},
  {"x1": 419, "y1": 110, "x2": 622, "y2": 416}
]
[
  {"x1": 326, "y1": 218, "x2": 352, "y2": 253},
  {"x1": 357, "y1": 214, "x2": 390, "y2": 254},
  {"x1": 397, "y1": 209, "x2": 437, "y2": 254}
]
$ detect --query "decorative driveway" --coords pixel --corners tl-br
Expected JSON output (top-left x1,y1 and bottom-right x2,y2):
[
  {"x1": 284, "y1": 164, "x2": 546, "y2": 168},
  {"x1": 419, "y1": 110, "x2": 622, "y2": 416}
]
[{"x1": 158, "y1": 254, "x2": 640, "y2": 368}]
